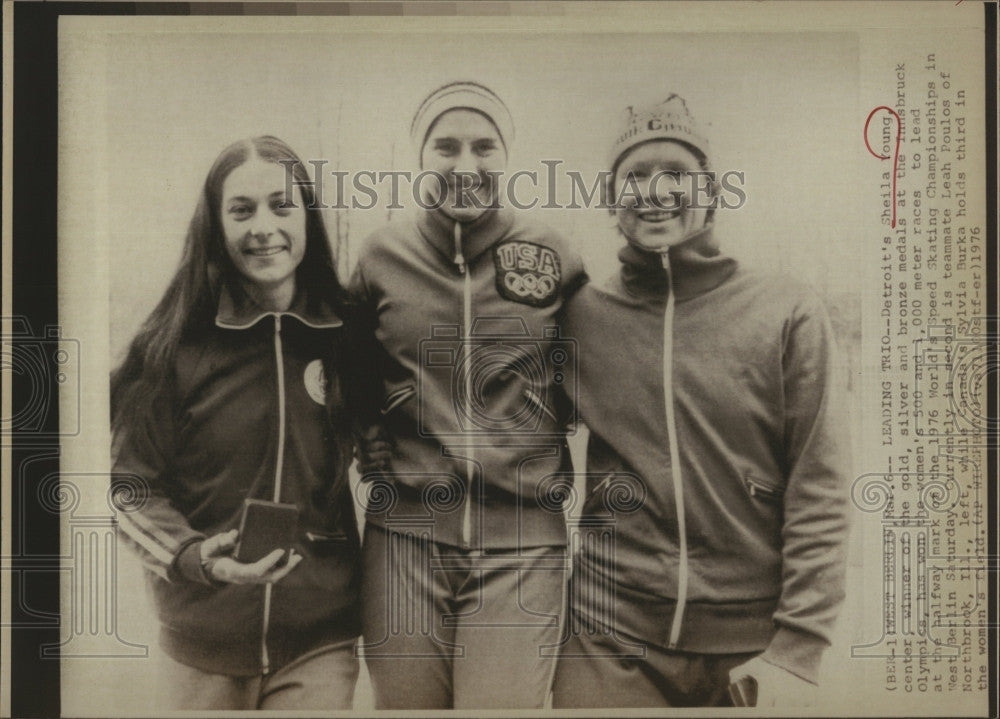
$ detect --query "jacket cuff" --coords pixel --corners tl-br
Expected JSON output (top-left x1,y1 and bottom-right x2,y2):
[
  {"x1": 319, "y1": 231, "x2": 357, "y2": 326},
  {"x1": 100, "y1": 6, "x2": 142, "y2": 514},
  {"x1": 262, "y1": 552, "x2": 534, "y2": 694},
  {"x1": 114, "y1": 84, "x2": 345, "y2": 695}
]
[
  {"x1": 170, "y1": 539, "x2": 213, "y2": 585},
  {"x1": 758, "y1": 625, "x2": 828, "y2": 685}
]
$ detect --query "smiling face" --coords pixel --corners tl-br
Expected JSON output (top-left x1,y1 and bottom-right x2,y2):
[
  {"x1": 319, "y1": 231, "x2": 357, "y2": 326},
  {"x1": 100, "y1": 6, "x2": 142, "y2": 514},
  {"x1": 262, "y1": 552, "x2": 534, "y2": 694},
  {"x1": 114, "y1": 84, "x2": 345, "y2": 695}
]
[
  {"x1": 613, "y1": 140, "x2": 709, "y2": 252},
  {"x1": 220, "y1": 157, "x2": 306, "y2": 307},
  {"x1": 420, "y1": 108, "x2": 507, "y2": 223}
]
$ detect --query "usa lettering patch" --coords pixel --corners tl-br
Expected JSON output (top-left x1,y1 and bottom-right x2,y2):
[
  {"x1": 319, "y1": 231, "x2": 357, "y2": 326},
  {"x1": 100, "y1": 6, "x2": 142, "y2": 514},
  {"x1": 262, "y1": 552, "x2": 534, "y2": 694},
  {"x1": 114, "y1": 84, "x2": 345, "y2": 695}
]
[{"x1": 492, "y1": 241, "x2": 562, "y2": 307}]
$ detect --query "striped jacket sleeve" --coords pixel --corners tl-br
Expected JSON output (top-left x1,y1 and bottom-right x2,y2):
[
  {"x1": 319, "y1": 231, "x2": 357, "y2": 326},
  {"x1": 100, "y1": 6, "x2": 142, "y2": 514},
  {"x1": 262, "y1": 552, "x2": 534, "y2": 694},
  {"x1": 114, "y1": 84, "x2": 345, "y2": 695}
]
[{"x1": 111, "y1": 390, "x2": 209, "y2": 584}]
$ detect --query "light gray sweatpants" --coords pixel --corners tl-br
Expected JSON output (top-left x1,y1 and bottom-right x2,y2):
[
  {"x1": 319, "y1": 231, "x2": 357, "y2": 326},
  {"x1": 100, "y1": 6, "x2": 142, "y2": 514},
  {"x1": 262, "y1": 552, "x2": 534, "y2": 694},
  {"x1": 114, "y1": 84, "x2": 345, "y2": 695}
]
[{"x1": 360, "y1": 523, "x2": 568, "y2": 709}]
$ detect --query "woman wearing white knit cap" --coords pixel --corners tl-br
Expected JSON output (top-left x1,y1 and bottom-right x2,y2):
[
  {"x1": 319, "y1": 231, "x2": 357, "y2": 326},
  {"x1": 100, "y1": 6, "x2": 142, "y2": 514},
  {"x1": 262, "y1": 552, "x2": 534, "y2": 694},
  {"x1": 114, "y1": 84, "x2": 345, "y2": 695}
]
[
  {"x1": 348, "y1": 81, "x2": 586, "y2": 709},
  {"x1": 552, "y1": 94, "x2": 849, "y2": 708}
]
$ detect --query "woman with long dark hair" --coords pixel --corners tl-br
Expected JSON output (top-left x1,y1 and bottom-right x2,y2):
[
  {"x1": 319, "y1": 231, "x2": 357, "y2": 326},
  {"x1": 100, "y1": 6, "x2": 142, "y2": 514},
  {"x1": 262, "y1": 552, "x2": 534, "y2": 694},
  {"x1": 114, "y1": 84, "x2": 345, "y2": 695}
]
[{"x1": 111, "y1": 136, "x2": 361, "y2": 710}]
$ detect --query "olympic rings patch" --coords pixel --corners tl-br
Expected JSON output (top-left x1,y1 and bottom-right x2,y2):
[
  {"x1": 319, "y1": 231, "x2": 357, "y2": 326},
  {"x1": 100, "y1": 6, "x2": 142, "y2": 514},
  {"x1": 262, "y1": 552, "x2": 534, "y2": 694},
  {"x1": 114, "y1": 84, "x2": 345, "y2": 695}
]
[{"x1": 493, "y1": 240, "x2": 562, "y2": 307}]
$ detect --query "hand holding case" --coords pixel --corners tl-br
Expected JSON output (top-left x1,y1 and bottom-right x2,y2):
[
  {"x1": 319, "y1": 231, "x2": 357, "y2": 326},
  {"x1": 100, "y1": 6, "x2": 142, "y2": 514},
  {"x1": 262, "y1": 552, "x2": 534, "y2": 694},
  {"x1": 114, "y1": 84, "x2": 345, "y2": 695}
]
[{"x1": 233, "y1": 498, "x2": 299, "y2": 564}]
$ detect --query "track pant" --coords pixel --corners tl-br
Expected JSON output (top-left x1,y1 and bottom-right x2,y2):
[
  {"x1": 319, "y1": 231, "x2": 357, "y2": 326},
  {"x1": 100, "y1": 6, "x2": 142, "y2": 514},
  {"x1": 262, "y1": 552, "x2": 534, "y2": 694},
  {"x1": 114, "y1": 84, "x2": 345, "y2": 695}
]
[
  {"x1": 360, "y1": 523, "x2": 567, "y2": 709},
  {"x1": 156, "y1": 638, "x2": 359, "y2": 710},
  {"x1": 551, "y1": 609, "x2": 756, "y2": 708}
]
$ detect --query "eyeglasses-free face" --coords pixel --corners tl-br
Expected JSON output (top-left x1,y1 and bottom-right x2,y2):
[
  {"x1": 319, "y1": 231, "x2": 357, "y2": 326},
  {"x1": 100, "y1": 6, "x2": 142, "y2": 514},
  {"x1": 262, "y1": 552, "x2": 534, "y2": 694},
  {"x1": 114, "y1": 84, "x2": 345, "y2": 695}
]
[
  {"x1": 420, "y1": 108, "x2": 508, "y2": 223},
  {"x1": 220, "y1": 158, "x2": 307, "y2": 308},
  {"x1": 613, "y1": 140, "x2": 709, "y2": 252}
]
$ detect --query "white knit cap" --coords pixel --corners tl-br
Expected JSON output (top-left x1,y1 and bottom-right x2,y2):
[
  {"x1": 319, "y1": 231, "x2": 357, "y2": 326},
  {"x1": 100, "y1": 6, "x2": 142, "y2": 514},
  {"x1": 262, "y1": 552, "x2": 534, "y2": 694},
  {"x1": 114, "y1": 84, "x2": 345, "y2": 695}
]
[
  {"x1": 610, "y1": 94, "x2": 711, "y2": 172},
  {"x1": 411, "y1": 81, "x2": 514, "y2": 160}
]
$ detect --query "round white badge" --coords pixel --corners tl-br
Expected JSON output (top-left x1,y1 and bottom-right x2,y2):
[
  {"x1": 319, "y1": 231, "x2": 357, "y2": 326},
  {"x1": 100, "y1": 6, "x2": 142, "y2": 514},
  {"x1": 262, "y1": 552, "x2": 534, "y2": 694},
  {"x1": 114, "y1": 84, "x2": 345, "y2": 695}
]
[{"x1": 303, "y1": 360, "x2": 327, "y2": 405}]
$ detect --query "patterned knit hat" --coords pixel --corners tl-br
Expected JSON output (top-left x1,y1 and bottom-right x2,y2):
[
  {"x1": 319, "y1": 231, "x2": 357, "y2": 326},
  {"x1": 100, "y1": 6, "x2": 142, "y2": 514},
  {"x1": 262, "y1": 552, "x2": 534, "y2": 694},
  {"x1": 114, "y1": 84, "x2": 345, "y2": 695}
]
[
  {"x1": 411, "y1": 81, "x2": 514, "y2": 161},
  {"x1": 609, "y1": 94, "x2": 711, "y2": 173}
]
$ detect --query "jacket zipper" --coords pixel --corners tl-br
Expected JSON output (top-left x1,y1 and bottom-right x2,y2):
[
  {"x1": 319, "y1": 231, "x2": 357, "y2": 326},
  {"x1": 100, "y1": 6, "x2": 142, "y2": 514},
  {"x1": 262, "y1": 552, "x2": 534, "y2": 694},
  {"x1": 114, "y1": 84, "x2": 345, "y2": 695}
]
[
  {"x1": 455, "y1": 222, "x2": 475, "y2": 549},
  {"x1": 260, "y1": 313, "x2": 288, "y2": 675},
  {"x1": 661, "y1": 254, "x2": 689, "y2": 649}
]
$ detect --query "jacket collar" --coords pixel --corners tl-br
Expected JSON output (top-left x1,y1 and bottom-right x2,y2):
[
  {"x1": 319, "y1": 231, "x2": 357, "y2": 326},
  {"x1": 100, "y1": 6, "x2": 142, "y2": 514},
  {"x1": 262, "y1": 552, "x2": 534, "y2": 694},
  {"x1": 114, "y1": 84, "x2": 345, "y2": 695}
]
[
  {"x1": 618, "y1": 225, "x2": 738, "y2": 301},
  {"x1": 215, "y1": 283, "x2": 343, "y2": 330},
  {"x1": 416, "y1": 206, "x2": 515, "y2": 266}
]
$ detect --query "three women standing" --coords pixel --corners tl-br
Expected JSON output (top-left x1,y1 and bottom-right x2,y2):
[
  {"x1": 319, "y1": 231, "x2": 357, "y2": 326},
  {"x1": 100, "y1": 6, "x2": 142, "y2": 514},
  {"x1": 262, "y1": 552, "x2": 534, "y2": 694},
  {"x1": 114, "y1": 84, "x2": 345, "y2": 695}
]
[{"x1": 110, "y1": 85, "x2": 847, "y2": 713}]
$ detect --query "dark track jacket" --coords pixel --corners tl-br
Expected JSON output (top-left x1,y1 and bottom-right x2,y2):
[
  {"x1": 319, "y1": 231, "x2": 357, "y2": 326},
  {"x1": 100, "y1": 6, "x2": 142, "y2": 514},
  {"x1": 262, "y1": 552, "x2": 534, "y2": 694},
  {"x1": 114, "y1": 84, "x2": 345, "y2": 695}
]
[
  {"x1": 112, "y1": 288, "x2": 360, "y2": 677},
  {"x1": 348, "y1": 207, "x2": 587, "y2": 549},
  {"x1": 563, "y1": 228, "x2": 850, "y2": 683}
]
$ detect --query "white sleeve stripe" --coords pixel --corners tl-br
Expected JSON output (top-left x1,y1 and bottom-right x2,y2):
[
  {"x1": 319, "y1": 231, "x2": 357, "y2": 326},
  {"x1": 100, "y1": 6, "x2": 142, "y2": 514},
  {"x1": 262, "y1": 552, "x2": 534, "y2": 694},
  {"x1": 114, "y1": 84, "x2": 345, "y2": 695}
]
[
  {"x1": 142, "y1": 561, "x2": 170, "y2": 581},
  {"x1": 117, "y1": 514, "x2": 177, "y2": 566},
  {"x1": 121, "y1": 506, "x2": 186, "y2": 553}
]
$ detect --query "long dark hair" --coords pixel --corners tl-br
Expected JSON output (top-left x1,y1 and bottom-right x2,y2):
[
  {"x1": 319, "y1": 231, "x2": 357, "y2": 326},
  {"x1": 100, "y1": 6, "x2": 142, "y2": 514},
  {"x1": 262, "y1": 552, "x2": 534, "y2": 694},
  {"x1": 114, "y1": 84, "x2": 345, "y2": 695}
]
[{"x1": 111, "y1": 136, "x2": 356, "y2": 512}]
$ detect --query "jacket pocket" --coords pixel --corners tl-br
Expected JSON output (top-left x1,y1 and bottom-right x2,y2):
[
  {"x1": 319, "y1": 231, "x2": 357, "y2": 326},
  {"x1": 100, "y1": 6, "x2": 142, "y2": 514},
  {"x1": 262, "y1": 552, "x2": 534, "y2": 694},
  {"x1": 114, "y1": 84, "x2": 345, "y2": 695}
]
[
  {"x1": 304, "y1": 530, "x2": 350, "y2": 556},
  {"x1": 381, "y1": 384, "x2": 416, "y2": 416},
  {"x1": 743, "y1": 474, "x2": 785, "y2": 505},
  {"x1": 305, "y1": 530, "x2": 349, "y2": 544},
  {"x1": 587, "y1": 472, "x2": 615, "y2": 498},
  {"x1": 522, "y1": 387, "x2": 559, "y2": 425}
]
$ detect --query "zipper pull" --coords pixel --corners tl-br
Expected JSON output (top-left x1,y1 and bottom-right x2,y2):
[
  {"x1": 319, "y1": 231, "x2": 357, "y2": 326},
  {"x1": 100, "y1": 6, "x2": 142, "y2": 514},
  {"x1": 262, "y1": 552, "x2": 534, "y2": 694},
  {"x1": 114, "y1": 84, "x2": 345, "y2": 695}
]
[
  {"x1": 274, "y1": 313, "x2": 282, "y2": 334},
  {"x1": 453, "y1": 222, "x2": 466, "y2": 275},
  {"x1": 523, "y1": 388, "x2": 558, "y2": 423},
  {"x1": 594, "y1": 472, "x2": 614, "y2": 494}
]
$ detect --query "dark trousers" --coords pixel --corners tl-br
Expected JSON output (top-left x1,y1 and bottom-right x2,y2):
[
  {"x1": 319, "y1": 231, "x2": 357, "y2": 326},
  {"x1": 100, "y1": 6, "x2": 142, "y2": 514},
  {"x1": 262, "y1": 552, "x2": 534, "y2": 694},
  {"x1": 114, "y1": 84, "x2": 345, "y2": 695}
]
[
  {"x1": 551, "y1": 609, "x2": 757, "y2": 708},
  {"x1": 360, "y1": 523, "x2": 567, "y2": 709}
]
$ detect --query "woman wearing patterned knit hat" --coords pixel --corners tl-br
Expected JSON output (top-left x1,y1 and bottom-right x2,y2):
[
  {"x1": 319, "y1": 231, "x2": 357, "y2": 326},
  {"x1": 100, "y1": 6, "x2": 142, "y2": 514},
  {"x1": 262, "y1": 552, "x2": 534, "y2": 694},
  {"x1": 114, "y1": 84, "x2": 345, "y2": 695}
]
[
  {"x1": 551, "y1": 95, "x2": 850, "y2": 708},
  {"x1": 348, "y1": 81, "x2": 587, "y2": 709}
]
